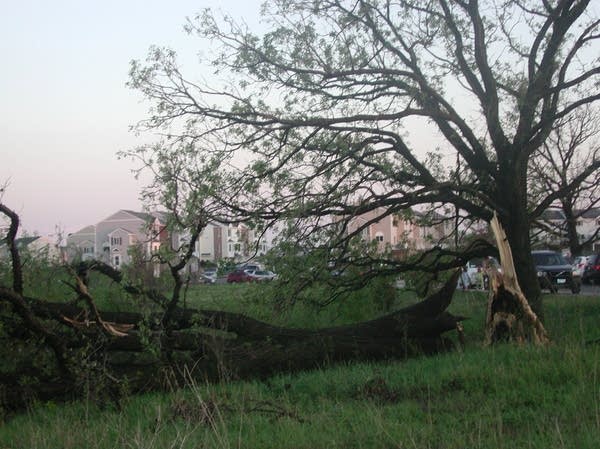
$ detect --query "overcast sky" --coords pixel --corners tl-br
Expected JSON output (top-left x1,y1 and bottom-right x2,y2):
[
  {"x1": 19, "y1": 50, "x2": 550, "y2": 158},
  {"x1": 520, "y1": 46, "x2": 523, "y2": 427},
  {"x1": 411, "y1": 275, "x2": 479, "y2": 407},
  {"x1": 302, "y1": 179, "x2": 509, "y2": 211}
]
[{"x1": 0, "y1": 0, "x2": 262, "y2": 236}]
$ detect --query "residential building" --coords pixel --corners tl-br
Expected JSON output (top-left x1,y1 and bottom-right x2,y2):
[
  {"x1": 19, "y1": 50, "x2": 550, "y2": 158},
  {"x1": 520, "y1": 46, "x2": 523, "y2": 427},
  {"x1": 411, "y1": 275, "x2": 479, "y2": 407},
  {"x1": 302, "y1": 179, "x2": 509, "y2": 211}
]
[
  {"x1": 66, "y1": 210, "x2": 167, "y2": 267},
  {"x1": 194, "y1": 224, "x2": 226, "y2": 262},
  {"x1": 532, "y1": 208, "x2": 600, "y2": 252},
  {"x1": 173, "y1": 223, "x2": 226, "y2": 265},
  {"x1": 65, "y1": 209, "x2": 280, "y2": 269},
  {"x1": 532, "y1": 208, "x2": 568, "y2": 248},
  {"x1": 64, "y1": 225, "x2": 96, "y2": 261},
  {"x1": 224, "y1": 223, "x2": 255, "y2": 260},
  {"x1": 344, "y1": 207, "x2": 454, "y2": 255},
  {"x1": 0, "y1": 235, "x2": 60, "y2": 261},
  {"x1": 576, "y1": 207, "x2": 600, "y2": 252}
]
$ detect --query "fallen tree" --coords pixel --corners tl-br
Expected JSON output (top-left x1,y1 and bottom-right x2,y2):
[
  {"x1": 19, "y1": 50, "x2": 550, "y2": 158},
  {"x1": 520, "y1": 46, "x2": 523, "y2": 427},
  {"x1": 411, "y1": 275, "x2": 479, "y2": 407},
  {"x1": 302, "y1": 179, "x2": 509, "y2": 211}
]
[
  {"x1": 0, "y1": 268, "x2": 464, "y2": 411},
  {"x1": 2, "y1": 201, "x2": 555, "y2": 421},
  {"x1": 0, "y1": 204, "x2": 467, "y2": 414}
]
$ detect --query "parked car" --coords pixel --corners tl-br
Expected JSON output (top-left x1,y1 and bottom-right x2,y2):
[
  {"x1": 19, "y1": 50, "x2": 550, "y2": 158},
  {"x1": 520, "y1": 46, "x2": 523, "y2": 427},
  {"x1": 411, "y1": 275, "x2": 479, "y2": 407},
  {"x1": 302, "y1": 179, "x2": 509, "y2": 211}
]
[
  {"x1": 582, "y1": 254, "x2": 600, "y2": 285},
  {"x1": 532, "y1": 250, "x2": 580, "y2": 293},
  {"x1": 246, "y1": 270, "x2": 277, "y2": 281},
  {"x1": 200, "y1": 268, "x2": 217, "y2": 284},
  {"x1": 572, "y1": 255, "x2": 590, "y2": 277},
  {"x1": 239, "y1": 263, "x2": 262, "y2": 273},
  {"x1": 226, "y1": 270, "x2": 254, "y2": 283}
]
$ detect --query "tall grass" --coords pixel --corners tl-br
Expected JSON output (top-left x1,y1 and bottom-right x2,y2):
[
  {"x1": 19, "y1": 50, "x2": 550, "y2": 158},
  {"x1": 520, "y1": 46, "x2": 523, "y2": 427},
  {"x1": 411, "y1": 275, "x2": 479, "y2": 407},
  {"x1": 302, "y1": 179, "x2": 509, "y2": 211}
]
[
  {"x1": 3, "y1": 343, "x2": 599, "y2": 448},
  {"x1": 2, "y1": 288, "x2": 599, "y2": 449}
]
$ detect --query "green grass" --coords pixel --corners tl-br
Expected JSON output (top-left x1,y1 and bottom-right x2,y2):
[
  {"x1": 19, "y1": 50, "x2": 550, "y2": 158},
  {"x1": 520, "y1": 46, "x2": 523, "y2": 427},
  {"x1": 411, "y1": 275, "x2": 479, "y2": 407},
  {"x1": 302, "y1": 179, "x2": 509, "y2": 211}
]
[{"x1": 2, "y1": 288, "x2": 600, "y2": 449}]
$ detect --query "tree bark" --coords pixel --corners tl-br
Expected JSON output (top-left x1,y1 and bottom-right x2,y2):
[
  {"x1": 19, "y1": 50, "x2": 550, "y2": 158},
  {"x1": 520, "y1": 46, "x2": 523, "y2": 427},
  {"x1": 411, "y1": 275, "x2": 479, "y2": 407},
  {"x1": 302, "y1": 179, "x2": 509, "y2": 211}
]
[
  {"x1": 562, "y1": 199, "x2": 583, "y2": 257},
  {"x1": 497, "y1": 165, "x2": 543, "y2": 318},
  {"x1": 486, "y1": 214, "x2": 548, "y2": 345},
  {"x1": 1, "y1": 271, "x2": 464, "y2": 413}
]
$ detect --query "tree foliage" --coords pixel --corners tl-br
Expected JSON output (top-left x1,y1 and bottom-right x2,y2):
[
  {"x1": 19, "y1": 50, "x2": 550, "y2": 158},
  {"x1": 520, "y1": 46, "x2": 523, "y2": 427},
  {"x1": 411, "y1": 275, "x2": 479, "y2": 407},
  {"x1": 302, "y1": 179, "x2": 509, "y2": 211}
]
[{"x1": 127, "y1": 0, "x2": 600, "y2": 314}]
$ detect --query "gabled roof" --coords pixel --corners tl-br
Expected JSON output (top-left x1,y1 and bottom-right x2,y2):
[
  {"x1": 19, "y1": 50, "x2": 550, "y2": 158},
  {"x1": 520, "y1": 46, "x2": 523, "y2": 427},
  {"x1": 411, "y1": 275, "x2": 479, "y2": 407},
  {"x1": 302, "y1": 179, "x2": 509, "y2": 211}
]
[
  {"x1": 121, "y1": 210, "x2": 155, "y2": 221},
  {"x1": 70, "y1": 225, "x2": 95, "y2": 236},
  {"x1": 541, "y1": 209, "x2": 566, "y2": 221},
  {"x1": 108, "y1": 227, "x2": 134, "y2": 236},
  {"x1": 578, "y1": 207, "x2": 600, "y2": 219},
  {"x1": 15, "y1": 236, "x2": 41, "y2": 247},
  {"x1": 149, "y1": 210, "x2": 168, "y2": 222},
  {"x1": 102, "y1": 209, "x2": 167, "y2": 224}
]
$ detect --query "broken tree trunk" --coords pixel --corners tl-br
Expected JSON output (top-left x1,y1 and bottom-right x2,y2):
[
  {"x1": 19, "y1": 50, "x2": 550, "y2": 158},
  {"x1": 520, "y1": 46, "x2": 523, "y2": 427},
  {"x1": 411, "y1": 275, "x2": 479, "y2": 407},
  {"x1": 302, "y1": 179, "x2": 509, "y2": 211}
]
[
  {"x1": 1, "y1": 270, "x2": 464, "y2": 411},
  {"x1": 485, "y1": 213, "x2": 549, "y2": 345}
]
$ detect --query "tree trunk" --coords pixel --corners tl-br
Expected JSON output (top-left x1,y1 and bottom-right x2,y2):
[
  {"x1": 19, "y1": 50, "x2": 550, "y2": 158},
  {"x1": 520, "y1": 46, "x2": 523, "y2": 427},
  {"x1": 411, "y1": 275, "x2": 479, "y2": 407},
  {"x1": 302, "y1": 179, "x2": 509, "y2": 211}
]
[
  {"x1": 562, "y1": 200, "x2": 582, "y2": 257},
  {"x1": 497, "y1": 167, "x2": 543, "y2": 318},
  {"x1": 486, "y1": 214, "x2": 549, "y2": 345},
  {"x1": 1, "y1": 271, "x2": 463, "y2": 413},
  {"x1": 504, "y1": 222, "x2": 542, "y2": 317}
]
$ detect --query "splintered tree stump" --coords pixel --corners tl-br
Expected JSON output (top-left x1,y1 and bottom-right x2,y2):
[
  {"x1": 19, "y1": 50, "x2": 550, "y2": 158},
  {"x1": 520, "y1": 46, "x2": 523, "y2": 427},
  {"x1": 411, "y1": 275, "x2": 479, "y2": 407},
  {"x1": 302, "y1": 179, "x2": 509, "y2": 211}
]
[
  {"x1": 485, "y1": 271, "x2": 549, "y2": 345},
  {"x1": 485, "y1": 214, "x2": 549, "y2": 345}
]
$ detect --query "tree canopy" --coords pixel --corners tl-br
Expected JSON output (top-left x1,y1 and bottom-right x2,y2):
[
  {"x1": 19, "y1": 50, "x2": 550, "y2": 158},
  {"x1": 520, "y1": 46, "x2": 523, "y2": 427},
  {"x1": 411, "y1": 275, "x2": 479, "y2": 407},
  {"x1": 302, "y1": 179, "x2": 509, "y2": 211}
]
[{"x1": 127, "y1": 0, "x2": 600, "y2": 312}]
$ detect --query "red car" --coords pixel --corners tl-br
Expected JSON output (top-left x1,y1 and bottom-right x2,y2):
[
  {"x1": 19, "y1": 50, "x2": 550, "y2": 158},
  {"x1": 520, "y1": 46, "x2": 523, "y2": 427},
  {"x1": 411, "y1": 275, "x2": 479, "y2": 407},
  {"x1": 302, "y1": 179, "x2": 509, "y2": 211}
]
[
  {"x1": 582, "y1": 254, "x2": 600, "y2": 285},
  {"x1": 226, "y1": 270, "x2": 254, "y2": 283}
]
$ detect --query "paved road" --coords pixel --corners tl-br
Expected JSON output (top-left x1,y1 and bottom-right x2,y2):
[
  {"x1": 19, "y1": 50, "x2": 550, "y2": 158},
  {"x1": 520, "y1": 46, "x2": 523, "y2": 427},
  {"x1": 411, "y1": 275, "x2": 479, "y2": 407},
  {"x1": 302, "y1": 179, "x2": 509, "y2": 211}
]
[
  {"x1": 579, "y1": 283, "x2": 600, "y2": 296},
  {"x1": 551, "y1": 283, "x2": 600, "y2": 296}
]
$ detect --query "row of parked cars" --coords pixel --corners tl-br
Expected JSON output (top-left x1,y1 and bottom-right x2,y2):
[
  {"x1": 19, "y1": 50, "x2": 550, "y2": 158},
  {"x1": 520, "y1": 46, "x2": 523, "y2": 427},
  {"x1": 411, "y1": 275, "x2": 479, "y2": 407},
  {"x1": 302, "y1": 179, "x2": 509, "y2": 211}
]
[
  {"x1": 573, "y1": 254, "x2": 600, "y2": 284},
  {"x1": 532, "y1": 250, "x2": 600, "y2": 293},
  {"x1": 226, "y1": 268, "x2": 278, "y2": 283},
  {"x1": 198, "y1": 264, "x2": 278, "y2": 284},
  {"x1": 460, "y1": 251, "x2": 599, "y2": 293}
]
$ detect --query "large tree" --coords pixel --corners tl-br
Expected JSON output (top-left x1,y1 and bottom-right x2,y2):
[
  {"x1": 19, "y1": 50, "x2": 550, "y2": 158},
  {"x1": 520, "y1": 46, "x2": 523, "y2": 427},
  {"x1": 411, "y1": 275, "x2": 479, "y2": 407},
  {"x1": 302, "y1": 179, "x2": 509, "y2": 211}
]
[{"x1": 128, "y1": 0, "x2": 600, "y2": 314}]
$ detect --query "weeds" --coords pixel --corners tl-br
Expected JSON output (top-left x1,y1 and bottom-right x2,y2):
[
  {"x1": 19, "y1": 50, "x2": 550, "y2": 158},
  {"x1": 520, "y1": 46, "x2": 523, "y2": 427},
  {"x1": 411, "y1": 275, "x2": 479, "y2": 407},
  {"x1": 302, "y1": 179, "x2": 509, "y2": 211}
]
[{"x1": 1, "y1": 291, "x2": 599, "y2": 448}]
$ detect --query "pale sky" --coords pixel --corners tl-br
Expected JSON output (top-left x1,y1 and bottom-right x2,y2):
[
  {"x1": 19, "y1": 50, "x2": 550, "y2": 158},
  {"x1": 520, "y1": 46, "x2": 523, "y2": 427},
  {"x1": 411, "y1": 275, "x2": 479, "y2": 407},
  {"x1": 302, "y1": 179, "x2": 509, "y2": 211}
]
[{"x1": 0, "y1": 0, "x2": 262, "y2": 236}]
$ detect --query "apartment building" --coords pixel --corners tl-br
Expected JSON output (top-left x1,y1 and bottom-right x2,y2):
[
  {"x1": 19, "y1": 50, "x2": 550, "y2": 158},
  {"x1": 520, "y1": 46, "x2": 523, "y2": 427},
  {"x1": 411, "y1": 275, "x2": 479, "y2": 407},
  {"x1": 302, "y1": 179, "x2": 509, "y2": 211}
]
[{"x1": 345, "y1": 207, "x2": 454, "y2": 254}]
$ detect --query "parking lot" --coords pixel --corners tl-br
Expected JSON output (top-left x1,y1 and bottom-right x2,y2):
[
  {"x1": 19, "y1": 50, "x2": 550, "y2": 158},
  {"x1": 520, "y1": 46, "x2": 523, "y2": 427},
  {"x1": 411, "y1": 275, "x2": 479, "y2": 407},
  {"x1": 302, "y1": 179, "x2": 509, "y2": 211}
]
[{"x1": 578, "y1": 283, "x2": 600, "y2": 296}]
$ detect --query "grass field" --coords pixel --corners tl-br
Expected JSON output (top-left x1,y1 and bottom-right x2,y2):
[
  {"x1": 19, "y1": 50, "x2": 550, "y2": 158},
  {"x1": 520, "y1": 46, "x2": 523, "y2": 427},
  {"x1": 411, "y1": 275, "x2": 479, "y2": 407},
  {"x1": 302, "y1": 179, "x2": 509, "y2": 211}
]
[{"x1": 1, "y1": 286, "x2": 600, "y2": 449}]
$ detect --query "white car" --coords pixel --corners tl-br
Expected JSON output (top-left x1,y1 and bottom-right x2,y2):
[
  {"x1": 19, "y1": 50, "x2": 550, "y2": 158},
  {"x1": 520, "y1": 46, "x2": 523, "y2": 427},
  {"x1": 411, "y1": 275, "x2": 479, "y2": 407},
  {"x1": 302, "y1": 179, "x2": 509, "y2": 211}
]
[
  {"x1": 200, "y1": 268, "x2": 217, "y2": 284},
  {"x1": 572, "y1": 255, "x2": 590, "y2": 277},
  {"x1": 246, "y1": 270, "x2": 277, "y2": 281}
]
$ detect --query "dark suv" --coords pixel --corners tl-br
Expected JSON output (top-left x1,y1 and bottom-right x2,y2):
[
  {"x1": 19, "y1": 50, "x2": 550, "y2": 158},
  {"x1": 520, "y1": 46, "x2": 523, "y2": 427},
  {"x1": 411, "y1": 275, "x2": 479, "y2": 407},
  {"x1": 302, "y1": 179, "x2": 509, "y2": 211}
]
[
  {"x1": 582, "y1": 254, "x2": 600, "y2": 285},
  {"x1": 532, "y1": 250, "x2": 580, "y2": 294}
]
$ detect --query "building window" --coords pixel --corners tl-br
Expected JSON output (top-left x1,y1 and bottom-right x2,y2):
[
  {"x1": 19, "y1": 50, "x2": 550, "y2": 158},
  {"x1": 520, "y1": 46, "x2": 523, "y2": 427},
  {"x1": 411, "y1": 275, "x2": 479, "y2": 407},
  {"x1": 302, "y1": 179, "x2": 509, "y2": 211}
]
[
  {"x1": 114, "y1": 255, "x2": 120, "y2": 267},
  {"x1": 375, "y1": 232, "x2": 384, "y2": 242},
  {"x1": 111, "y1": 237, "x2": 122, "y2": 246},
  {"x1": 82, "y1": 246, "x2": 93, "y2": 254}
]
